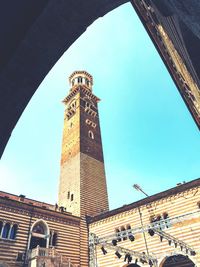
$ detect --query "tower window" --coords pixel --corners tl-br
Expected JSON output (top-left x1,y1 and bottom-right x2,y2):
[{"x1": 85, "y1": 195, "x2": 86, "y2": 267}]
[
  {"x1": 85, "y1": 78, "x2": 90, "y2": 86},
  {"x1": 71, "y1": 194, "x2": 74, "y2": 201},
  {"x1": 70, "y1": 100, "x2": 76, "y2": 110},
  {"x1": 67, "y1": 191, "x2": 70, "y2": 199},
  {"x1": 88, "y1": 130, "x2": 94, "y2": 139},
  {"x1": 85, "y1": 119, "x2": 91, "y2": 125},
  {"x1": 78, "y1": 76, "x2": 82, "y2": 83},
  {"x1": 85, "y1": 102, "x2": 91, "y2": 108}
]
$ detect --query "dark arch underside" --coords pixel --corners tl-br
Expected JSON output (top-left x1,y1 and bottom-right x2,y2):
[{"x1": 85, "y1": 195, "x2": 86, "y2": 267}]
[
  {"x1": 0, "y1": 0, "x2": 128, "y2": 159},
  {"x1": 126, "y1": 264, "x2": 141, "y2": 267},
  {"x1": 162, "y1": 255, "x2": 195, "y2": 267},
  {"x1": 0, "y1": 0, "x2": 200, "y2": 158}
]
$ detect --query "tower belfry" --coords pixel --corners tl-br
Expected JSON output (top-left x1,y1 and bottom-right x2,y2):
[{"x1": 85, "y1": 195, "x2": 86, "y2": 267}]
[{"x1": 58, "y1": 71, "x2": 109, "y2": 217}]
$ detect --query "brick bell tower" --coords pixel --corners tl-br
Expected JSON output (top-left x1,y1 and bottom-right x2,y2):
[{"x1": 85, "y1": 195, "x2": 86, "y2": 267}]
[{"x1": 58, "y1": 71, "x2": 109, "y2": 217}]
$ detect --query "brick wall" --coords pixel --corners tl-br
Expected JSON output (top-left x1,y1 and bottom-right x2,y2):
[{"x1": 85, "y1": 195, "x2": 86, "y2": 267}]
[
  {"x1": 89, "y1": 183, "x2": 200, "y2": 266},
  {"x1": 58, "y1": 86, "x2": 109, "y2": 218},
  {"x1": 0, "y1": 196, "x2": 82, "y2": 267}
]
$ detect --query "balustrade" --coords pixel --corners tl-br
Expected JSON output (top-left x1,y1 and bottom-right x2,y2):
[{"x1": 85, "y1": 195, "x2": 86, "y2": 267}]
[{"x1": 28, "y1": 246, "x2": 80, "y2": 267}]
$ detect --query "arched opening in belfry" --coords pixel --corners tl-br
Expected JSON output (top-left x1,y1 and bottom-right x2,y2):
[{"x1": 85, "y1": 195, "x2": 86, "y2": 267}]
[
  {"x1": 161, "y1": 254, "x2": 195, "y2": 267},
  {"x1": 29, "y1": 220, "x2": 49, "y2": 250}
]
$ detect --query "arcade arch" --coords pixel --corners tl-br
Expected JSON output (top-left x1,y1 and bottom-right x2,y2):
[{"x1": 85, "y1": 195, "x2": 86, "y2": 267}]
[
  {"x1": 122, "y1": 264, "x2": 141, "y2": 267},
  {"x1": 160, "y1": 254, "x2": 195, "y2": 267}
]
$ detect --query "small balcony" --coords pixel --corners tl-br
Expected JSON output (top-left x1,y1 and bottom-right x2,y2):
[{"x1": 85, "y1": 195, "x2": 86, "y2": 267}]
[{"x1": 27, "y1": 246, "x2": 79, "y2": 267}]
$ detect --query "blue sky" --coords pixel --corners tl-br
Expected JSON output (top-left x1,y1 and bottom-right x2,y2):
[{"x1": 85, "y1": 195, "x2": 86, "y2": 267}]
[{"x1": 0, "y1": 3, "x2": 200, "y2": 210}]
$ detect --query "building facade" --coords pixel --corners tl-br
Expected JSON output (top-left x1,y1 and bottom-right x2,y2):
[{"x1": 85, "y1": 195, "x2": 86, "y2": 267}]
[
  {"x1": 0, "y1": 71, "x2": 199, "y2": 267},
  {"x1": 89, "y1": 179, "x2": 200, "y2": 267},
  {"x1": 0, "y1": 191, "x2": 85, "y2": 267}
]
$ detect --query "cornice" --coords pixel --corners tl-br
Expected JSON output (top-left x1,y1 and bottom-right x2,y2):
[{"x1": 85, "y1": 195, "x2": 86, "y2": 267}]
[
  {"x1": 0, "y1": 198, "x2": 80, "y2": 226},
  {"x1": 63, "y1": 86, "x2": 100, "y2": 104}
]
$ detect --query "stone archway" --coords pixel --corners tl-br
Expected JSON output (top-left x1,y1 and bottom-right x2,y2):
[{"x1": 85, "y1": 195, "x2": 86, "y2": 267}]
[
  {"x1": 28, "y1": 219, "x2": 50, "y2": 250},
  {"x1": 160, "y1": 254, "x2": 195, "y2": 267},
  {"x1": 122, "y1": 264, "x2": 141, "y2": 267}
]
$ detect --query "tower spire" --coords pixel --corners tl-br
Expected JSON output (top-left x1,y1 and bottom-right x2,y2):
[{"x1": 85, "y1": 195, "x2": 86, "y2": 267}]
[{"x1": 58, "y1": 71, "x2": 109, "y2": 217}]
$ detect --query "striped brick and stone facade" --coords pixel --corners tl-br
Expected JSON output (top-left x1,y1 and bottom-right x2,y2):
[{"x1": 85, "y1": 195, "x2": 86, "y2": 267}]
[
  {"x1": 0, "y1": 191, "x2": 87, "y2": 267},
  {"x1": 1, "y1": 179, "x2": 200, "y2": 267},
  {"x1": 88, "y1": 179, "x2": 200, "y2": 267}
]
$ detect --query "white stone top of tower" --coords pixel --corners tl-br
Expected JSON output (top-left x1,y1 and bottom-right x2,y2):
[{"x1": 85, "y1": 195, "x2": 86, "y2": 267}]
[{"x1": 69, "y1": 71, "x2": 93, "y2": 91}]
